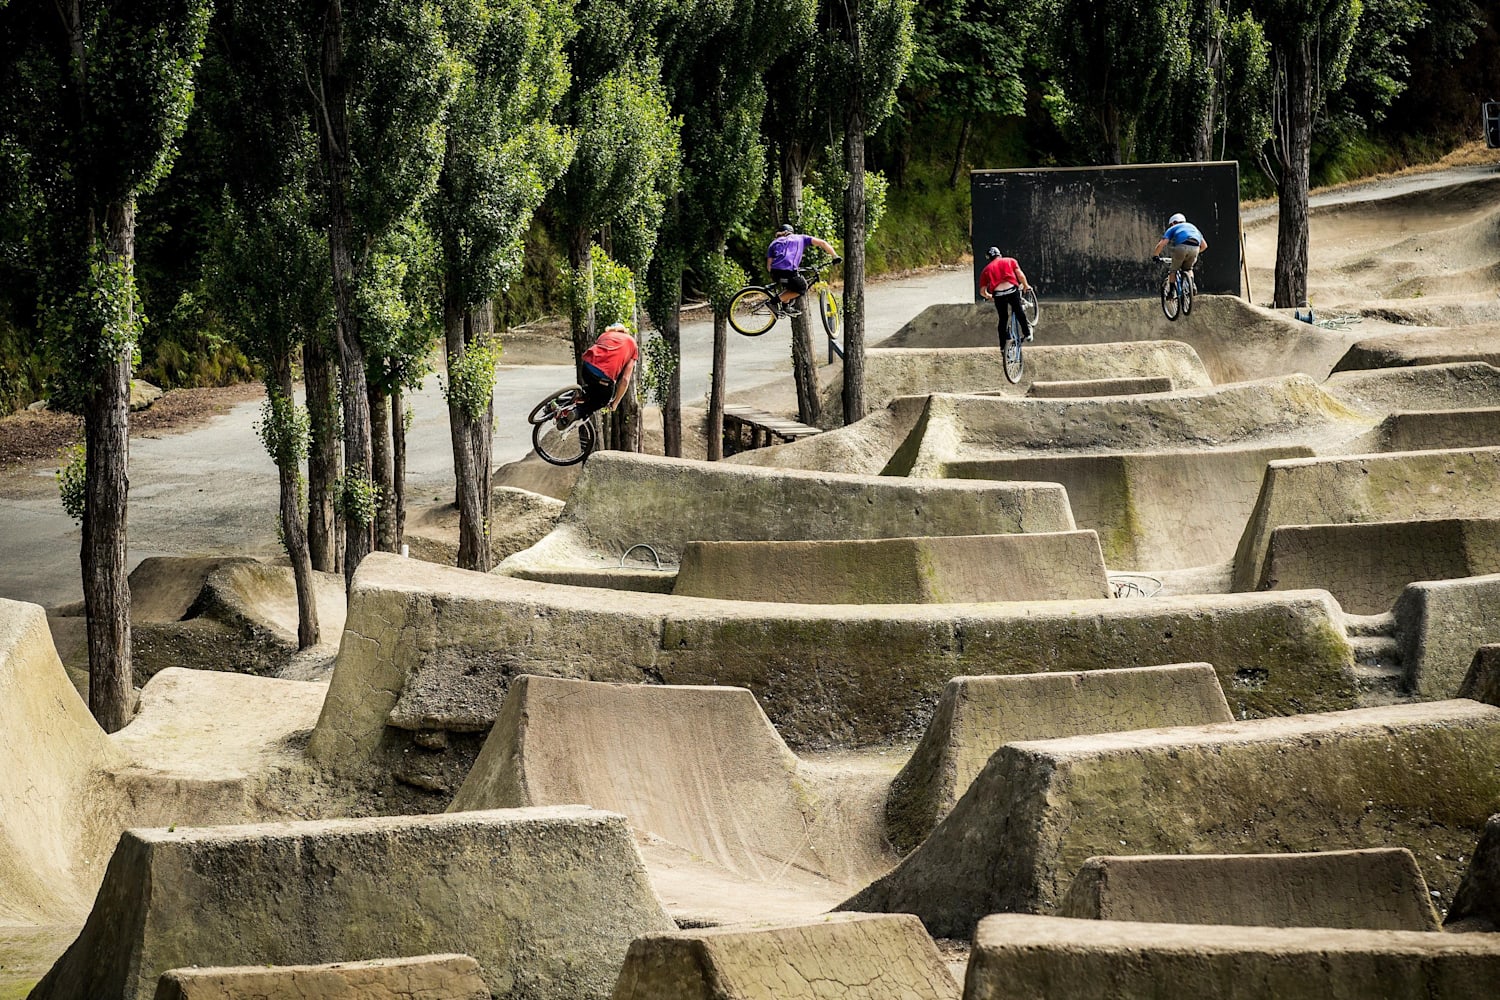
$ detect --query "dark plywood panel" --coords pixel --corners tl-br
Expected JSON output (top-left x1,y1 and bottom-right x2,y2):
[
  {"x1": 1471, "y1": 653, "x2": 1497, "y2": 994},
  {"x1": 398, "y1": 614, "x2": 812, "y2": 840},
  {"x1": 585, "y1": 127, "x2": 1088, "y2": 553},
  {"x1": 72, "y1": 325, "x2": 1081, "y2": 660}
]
[{"x1": 972, "y1": 162, "x2": 1242, "y2": 299}]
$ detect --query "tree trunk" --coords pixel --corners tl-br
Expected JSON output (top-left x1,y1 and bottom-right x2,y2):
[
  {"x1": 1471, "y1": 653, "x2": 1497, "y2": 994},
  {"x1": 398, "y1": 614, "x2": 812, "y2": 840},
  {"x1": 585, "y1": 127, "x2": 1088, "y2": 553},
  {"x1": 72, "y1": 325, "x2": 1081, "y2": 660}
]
[
  {"x1": 707, "y1": 313, "x2": 727, "y2": 460},
  {"x1": 446, "y1": 301, "x2": 491, "y2": 571},
  {"x1": 369, "y1": 379, "x2": 396, "y2": 552},
  {"x1": 781, "y1": 146, "x2": 820, "y2": 425},
  {"x1": 320, "y1": 0, "x2": 375, "y2": 589},
  {"x1": 949, "y1": 118, "x2": 972, "y2": 188},
  {"x1": 842, "y1": 112, "x2": 868, "y2": 426},
  {"x1": 659, "y1": 272, "x2": 683, "y2": 457},
  {"x1": 568, "y1": 227, "x2": 592, "y2": 363},
  {"x1": 271, "y1": 356, "x2": 319, "y2": 649},
  {"x1": 391, "y1": 384, "x2": 406, "y2": 550},
  {"x1": 83, "y1": 198, "x2": 135, "y2": 733},
  {"x1": 608, "y1": 375, "x2": 640, "y2": 452},
  {"x1": 1193, "y1": 1, "x2": 1224, "y2": 162},
  {"x1": 303, "y1": 333, "x2": 342, "y2": 573},
  {"x1": 1273, "y1": 43, "x2": 1313, "y2": 309}
]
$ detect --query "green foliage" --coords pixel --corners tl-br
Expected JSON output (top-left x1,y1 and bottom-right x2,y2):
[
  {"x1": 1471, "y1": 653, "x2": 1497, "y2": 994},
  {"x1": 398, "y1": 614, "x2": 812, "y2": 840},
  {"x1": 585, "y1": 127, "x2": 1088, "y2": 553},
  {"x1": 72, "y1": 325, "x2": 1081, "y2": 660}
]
[
  {"x1": 1, "y1": 0, "x2": 213, "y2": 412},
  {"x1": 566, "y1": 244, "x2": 639, "y2": 330},
  {"x1": 56, "y1": 442, "x2": 87, "y2": 523},
  {"x1": 334, "y1": 467, "x2": 382, "y2": 527},
  {"x1": 254, "y1": 389, "x2": 312, "y2": 469},
  {"x1": 636, "y1": 330, "x2": 676, "y2": 406},
  {"x1": 443, "y1": 337, "x2": 502, "y2": 420},
  {"x1": 431, "y1": 0, "x2": 577, "y2": 313},
  {"x1": 700, "y1": 252, "x2": 747, "y2": 317},
  {"x1": 823, "y1": 0, "x2": 917, "y2": 131}
]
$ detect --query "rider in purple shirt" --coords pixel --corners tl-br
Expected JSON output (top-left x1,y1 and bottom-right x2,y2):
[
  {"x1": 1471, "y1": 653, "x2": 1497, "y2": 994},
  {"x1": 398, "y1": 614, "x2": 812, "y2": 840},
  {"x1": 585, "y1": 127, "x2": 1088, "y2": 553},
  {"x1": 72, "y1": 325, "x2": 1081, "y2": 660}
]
[{"x1": 766, "y1": 223, "x2": 837, "y2": 316}]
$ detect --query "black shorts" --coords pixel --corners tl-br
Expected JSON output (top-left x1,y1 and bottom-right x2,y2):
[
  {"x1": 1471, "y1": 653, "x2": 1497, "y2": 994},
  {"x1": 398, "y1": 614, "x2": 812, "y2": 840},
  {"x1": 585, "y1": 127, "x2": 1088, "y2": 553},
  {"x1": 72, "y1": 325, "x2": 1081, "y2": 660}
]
[
  {"x1": 771, "y1": 268, "x2": 808, "y2": 296},
  {"x1": 578, "y1": 362, "x2": 615, "y2": 414}
]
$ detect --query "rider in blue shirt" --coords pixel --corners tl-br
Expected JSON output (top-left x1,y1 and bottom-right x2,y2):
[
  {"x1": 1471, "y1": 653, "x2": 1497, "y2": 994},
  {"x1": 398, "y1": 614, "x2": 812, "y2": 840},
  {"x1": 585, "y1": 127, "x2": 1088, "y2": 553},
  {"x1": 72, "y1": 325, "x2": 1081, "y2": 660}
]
[{"x1": 1153, "y1": 213, "x2": 1208, "y2": 291}]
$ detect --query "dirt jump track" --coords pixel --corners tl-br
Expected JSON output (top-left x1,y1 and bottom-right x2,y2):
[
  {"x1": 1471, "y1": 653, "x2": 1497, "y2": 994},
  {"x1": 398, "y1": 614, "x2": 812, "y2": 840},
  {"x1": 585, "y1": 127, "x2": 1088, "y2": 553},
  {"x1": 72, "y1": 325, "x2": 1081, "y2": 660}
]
[{"x1": 7, "y1": 166, "x2": 1500, "y2": 997}]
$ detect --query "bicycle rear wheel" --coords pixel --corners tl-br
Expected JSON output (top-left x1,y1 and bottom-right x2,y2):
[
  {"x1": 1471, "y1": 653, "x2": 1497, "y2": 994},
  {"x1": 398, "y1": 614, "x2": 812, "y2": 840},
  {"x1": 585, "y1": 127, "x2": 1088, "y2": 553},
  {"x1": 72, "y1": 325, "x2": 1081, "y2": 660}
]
[
  {"x1": 819, "y1": 287, "x2": 841, "y2": 338},
  {"x1": 1160, "y1": 275, "x2": 1181, "y2": 321},
  {"x1": 1003, "y1": 319, "x2": 1024, "y2": 384},
  {"x1": 532, "y1": 411, "x2": 596, "y2": 466},
  {"x1": 728, "y1": 287, "x2": 779, "y2": 336},
  {"x1": 1181, "y1": 274, "x2": 1195, "y2": 316},
  {"x1": 1021, "y1": 287, "x2": 1040, "y2": 328}
]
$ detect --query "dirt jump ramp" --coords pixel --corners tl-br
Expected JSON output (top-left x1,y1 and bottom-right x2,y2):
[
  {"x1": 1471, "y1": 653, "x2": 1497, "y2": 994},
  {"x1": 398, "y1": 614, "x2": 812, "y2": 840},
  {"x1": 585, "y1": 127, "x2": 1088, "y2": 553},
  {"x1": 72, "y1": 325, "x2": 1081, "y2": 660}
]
[
  {"x1": 964, "y1": 915, "x2": 1500, "y2": 1000},
  {"x1": 1056, "y1": 848, "x2": 1441, "y2": 931},
  {"x1": 946, "y1": 444, "x2": 1312, "y2": 571},
  {"x1": 29, "y1": 808, "x2": 673, "y2": 1000},
  {"x1": 1446, "y1": 813, "x2": 1500, "y2": 932},
  {"x1": 1333, "y1": 324, "x2": 1500, "y2": 374},
  {"x1": 839, "y1": 700, "x2": 1500, "y2": 938},
  {"x1": 1232, "y1": 446, "x2": 1500, "y2": 592},
  {"x1": 671, "y1": 531, "x2": 1110, "y2": 604},
  {"x1": 1323, "y1": 361, "x2": 1500, "y2": 414},
  {"x1": 885, "y1": 296, "x2": 1357, "y2": 384},
  {"x1": 450, "y1": 676, "x2": 889, "y2": 888},
  {"x1": 497, "y1": 452, "x2": 1076, "y2": 590},
  {"x1": 0, "y1": 596, "x2": 328, "y2": 936},
  {"x1": 153, "y1": 955, "x2": 488, "y2": 1000},
  {"x1": 1258, "y1": 517, "x2": 1500, "y2": 615},
  {"x1": 310, "y1": 556, "x2": 1357, "y2": 774},
  {"x1": 611, "y1": 913, "x2": 959, "y2": 1000},
  {"x1": 884, "y1": 376, "x2": 1369, "y2": 476},
  {"x1": 817, "y1": 341, "x2": 1212, "y2": 424},
  {"x1": 1355, "y1": 406, "x2": 1500, "y2": 453},
  {"x1": 884, "y1": 665, "x2": 1232, "y2": 854}
]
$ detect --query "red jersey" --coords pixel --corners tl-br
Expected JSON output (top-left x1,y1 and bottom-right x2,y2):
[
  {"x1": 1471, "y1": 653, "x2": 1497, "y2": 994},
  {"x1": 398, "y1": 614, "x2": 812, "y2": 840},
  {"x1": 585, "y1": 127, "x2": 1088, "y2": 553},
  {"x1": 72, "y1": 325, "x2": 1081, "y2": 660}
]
[
  {"x1": 980, "y1": 256, "x2": 1022, "y2": 294},
  {"x1": 581, "y1": 328, "x2": 639, "y2": 381}
]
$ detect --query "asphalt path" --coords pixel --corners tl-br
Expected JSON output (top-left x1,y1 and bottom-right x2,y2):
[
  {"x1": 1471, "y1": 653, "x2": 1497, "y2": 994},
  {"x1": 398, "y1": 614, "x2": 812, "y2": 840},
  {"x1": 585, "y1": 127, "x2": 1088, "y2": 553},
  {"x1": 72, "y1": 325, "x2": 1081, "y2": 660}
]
[{"x1": 0, "y1": 264, "x2": 973, "y2": 608}]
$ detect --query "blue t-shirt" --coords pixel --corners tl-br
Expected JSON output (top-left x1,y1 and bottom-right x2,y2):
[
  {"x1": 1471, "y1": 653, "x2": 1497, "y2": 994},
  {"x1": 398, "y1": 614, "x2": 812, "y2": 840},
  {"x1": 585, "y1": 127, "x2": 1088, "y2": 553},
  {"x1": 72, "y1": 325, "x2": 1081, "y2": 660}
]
[
  {"x1": 1162, "y1": 222, "x2": 1205, "y2": 246},
  {"x1": 768, "y1": 233, "x2": 812, "y2": 271}
]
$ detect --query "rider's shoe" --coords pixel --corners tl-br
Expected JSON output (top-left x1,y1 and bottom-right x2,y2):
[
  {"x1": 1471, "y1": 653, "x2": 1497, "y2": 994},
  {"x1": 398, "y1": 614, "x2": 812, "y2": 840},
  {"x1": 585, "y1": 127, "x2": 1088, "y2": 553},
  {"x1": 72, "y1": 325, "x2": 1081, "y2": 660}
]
[
  {"x1": 782, "y1": 304, "x2": 801, "y2": 317},
  {"x1": 554, "y1": 406, "x2": 576, "y2": 431}
]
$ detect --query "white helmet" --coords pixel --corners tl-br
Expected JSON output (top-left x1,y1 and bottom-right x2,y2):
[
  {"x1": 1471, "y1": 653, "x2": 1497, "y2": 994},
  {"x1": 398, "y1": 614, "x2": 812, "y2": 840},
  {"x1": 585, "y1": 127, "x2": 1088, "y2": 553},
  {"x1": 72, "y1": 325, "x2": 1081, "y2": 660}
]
[{"x1": 1168, "y1": 213, "x2": 1186, "y2": 225}]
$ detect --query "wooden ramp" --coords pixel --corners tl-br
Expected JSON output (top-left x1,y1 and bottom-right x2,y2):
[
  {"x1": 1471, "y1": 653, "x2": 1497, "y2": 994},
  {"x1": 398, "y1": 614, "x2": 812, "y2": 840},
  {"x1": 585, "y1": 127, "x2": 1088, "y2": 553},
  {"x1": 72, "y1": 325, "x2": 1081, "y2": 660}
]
[{"x1": 723, "y1": 404, "x2": 821, "y2": 454}]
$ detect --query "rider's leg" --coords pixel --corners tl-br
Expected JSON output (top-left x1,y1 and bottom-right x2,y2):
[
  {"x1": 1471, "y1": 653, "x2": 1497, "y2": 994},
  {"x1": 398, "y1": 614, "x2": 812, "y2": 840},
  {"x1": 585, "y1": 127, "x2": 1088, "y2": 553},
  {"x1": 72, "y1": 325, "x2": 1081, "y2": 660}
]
[
  {"x1": 1008, "y1": 289, "x2": 1033, "y2": 341},
  {"x1": 994, "y1": 296, "x2": 1009, "y2": 345}
]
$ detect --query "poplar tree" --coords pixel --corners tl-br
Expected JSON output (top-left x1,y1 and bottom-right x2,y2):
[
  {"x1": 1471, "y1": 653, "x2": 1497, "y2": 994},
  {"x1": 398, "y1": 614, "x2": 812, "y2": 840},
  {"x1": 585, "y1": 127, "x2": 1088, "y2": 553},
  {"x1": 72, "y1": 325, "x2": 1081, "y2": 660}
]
[
  {"x1": 0, "y1": 0, "x2": 211, "y2": 731},
  {"x1": 827, "y1": 0, "x2": 913, "y2": 425},
  {"x1": 314, "y1": 0, "x2": 458, "y2": 587},
  {"x1": 432, "y1": 0, "x2": 574, "y2": 571}
]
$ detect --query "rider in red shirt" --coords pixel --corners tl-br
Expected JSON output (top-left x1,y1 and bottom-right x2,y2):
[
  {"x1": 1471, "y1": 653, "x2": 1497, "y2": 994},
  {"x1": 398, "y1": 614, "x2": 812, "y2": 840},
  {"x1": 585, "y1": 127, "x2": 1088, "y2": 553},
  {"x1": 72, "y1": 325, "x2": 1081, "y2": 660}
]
[
  {"x1": 979, "y1": 246, "x2": 1033, "y2": 345},
  {"x1": 578, "y1": 324, "x2": 639, "y2": 417}
]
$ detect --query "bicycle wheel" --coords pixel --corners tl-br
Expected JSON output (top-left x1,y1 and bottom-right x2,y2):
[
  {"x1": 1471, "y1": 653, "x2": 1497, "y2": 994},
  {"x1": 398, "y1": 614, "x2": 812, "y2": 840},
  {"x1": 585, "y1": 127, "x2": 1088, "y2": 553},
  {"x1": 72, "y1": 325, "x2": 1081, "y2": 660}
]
[
  {"x1": 1181, "y1": 273, "x2": 1195, "y2": 316},
  {"x1": 532, "y1": 410, "x2": 596, "y2": 466},
  {"x1": 1003, "y1": 318, "x2": 1024, "y2": 384},
  {"x1": 819, "y1": 286, "x2": 841, "y2": 339},
  {"x1": 1021, "y1": 287, "x2": 1040, "y2": 328},
  {"x1": 1160, "y1": 275, "x2": 1181, "y2": 321},
  {"x1": 728, "y1": 287, "x2": 779, "y2": 336},
  {"x1": 527, "y1": 385, "x2": 582, "y2": 426}
]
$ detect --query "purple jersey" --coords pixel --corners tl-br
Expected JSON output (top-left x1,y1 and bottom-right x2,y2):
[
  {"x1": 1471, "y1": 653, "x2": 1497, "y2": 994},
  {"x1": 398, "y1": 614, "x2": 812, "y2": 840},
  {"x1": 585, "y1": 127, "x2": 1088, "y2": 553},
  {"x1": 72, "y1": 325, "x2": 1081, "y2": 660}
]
[{"x1": 767, "y1": 233, "x2": 812, "y2": 271}]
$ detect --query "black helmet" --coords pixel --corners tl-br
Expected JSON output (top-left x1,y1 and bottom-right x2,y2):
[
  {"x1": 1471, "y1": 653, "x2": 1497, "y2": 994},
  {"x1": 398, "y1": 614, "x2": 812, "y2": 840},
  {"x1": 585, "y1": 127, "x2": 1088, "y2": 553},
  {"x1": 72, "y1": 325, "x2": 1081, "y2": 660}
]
[
  {"x1": 986, "y1": 246, "x2": 1001, "y2": 260},
  {"x1": 777, "y1": 223, "x2": 795, "y2": 234}
]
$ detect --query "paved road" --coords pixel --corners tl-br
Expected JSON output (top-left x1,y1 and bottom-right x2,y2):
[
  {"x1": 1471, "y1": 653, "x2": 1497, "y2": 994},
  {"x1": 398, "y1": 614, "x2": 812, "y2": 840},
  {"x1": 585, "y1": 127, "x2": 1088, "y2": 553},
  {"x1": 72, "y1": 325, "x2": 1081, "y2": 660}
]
[{"x1": 0, "y1": 265, "x2": 973, "y2": 608}]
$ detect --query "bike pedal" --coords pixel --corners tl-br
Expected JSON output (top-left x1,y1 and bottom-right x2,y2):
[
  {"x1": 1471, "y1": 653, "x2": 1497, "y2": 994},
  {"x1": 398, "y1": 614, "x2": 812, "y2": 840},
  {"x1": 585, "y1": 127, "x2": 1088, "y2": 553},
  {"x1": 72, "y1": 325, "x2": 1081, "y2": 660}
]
[{"x1": 782, "y1": 307, "x2": 801, "y2": 317}]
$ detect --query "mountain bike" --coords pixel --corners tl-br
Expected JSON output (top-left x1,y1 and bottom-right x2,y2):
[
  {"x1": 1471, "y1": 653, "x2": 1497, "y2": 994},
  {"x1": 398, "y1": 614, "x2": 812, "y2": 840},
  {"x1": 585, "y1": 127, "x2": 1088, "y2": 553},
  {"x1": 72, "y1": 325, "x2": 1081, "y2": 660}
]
[
  {"x1": 1000, "y1": 287, "x2": 1038, "y2": 384},
  {"x1": 1156, "y1": 255, "x2": 1195, "y2": 321},
  {"x1": 728, "y1": 255, "x2": 842, "y2": 339},
  {"x1": 526, "y1": 384, "x2": 597, "y2": 466}
]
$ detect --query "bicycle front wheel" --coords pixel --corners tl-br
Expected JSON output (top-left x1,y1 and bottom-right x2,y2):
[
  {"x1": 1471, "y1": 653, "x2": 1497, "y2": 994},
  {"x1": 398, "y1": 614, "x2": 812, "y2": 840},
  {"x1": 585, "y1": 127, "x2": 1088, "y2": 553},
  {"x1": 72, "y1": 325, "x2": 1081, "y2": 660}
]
[
  {"x1": 1160, "y1": 276, "x2": 1181, "y2": 321},
  {"x1": 1021, "y1": 287, "x2": 1040, "y2": 328},
  {"x1": 819, "y1": 287, "x2": 841, "y2": 338},
  {"x1": 533, "y1": 412, "x2": 596, "y2": 466},
  {"x1": 527, "y1": 385, "x2": 583, "y2": 426},
  {"x1": 1003, "y1": 322, "x2": 1024, "y2": 384},
  {"x1": 729, "y1": 287, "x2": 779, "y2": 336}
]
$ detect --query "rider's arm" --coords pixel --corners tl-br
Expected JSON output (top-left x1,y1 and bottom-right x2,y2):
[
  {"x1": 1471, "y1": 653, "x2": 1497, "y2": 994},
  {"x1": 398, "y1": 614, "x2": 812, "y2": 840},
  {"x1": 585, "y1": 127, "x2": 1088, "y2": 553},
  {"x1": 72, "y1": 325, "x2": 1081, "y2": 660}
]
[
  {"x1": 1198, "y1": 238, "x2": 1208, "y2": 253},
  {"x1": 1153, "y1": 237, "x2": 1168, "y2": 255},
  {"x1": 766, "y1": 256, "x2": 774, "y2": 273},
  {"x1": 608, "y1": 359, "x2": 636, "y2": 411},
  {"x1": 811, "y1": 237, "x2": 836, "y2": 257},
  {"x1": 1016, "y1": 266, "x2": 1031, "y2": 292}
]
